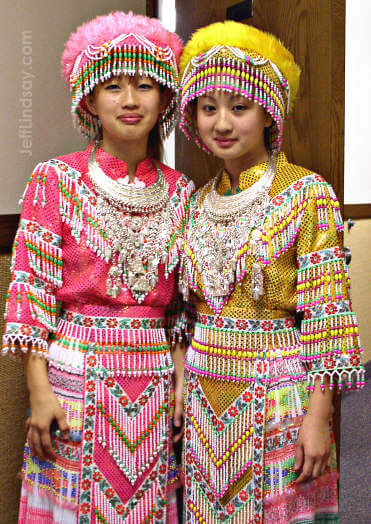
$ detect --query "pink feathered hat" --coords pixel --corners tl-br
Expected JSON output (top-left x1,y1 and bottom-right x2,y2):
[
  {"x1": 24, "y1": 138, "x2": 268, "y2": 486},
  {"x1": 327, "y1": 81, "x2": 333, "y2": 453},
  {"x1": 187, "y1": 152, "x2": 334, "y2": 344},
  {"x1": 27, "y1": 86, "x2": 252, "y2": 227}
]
[{"x1": 61, "y1": 11, "x2": 183, "y2": 139}]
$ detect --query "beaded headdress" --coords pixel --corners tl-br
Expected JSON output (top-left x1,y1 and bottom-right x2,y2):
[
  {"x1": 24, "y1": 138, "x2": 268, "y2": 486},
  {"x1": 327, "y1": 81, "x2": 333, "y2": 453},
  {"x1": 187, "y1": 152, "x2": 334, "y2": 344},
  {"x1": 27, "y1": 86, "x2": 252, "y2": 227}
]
[
  {"x1": 61, "y1": 11, "x2": 182, "y2": 139},
  {"x1": 179, "y1": 21, "x2": 301, "y2": 151}
]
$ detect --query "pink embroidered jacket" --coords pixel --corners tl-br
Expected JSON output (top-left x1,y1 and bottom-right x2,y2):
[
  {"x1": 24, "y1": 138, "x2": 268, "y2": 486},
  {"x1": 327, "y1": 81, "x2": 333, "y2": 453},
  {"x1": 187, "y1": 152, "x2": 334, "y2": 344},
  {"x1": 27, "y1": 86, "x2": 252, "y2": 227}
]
[{"x1": 3, "y1": 144, "x2": 194, "y2": 357}]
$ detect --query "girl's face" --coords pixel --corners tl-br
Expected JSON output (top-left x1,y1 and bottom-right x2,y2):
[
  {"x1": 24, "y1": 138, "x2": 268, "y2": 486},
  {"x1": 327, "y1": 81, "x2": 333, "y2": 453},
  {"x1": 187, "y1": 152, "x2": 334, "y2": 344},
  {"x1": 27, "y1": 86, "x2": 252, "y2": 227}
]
[
  {"x1": 197, "y1": 91, "x2": 272, "y2": 164},
  {"x1": 86, "y1": 74, "x2": 164, "y2": 149}
]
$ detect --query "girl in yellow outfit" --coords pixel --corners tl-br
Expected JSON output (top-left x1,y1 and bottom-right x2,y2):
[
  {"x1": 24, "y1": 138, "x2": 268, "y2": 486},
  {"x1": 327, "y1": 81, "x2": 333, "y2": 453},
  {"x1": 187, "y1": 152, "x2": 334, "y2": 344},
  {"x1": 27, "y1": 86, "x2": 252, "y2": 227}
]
[{"x1": 177, "y1": 21, "x2": 364, "y2": 523}]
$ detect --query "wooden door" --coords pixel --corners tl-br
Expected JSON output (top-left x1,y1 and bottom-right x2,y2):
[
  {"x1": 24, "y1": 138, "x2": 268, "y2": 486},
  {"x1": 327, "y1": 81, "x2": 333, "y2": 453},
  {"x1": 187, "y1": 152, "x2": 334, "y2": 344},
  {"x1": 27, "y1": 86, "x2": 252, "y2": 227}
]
[{"x1": 175, "y1": 0, "x2": 345, "y2": 210}]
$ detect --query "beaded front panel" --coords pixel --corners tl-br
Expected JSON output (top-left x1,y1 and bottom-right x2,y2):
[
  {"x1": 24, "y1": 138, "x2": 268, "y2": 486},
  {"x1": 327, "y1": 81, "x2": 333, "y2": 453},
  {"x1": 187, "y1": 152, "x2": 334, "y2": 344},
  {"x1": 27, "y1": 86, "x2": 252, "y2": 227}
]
[
  {"x1": 78, "y1": 348, "x2": 173, "y2": 523},
  {"x1": 20, "y1": 320, "x2": 177, "y2": 524}
]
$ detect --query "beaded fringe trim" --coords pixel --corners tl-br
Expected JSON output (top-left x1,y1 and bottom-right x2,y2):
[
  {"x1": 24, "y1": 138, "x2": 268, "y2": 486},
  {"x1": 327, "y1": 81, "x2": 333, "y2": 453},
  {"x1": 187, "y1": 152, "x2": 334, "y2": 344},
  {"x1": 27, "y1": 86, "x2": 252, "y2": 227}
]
[
  {"x1": 11, "y1": 218, "x2": 63, "y2": 288},
  {"x1": 2, "y1": 272, "x2": 56, "y2": 357},
  {"x1": 297, "y1": 247, "x2": 349, "y2": 310},
  {"x1": 186, "y1": 311, "x2": 364, "y2": 393},
  {"x1": 2, "y1": 332, "x2": 49, "y2": 358},
  {"x1": 46, "y1": 314, "x2": 174, "y2": 377},
  {"x1": 78, "y1": 348, "x2": 170, "y2": 521}
]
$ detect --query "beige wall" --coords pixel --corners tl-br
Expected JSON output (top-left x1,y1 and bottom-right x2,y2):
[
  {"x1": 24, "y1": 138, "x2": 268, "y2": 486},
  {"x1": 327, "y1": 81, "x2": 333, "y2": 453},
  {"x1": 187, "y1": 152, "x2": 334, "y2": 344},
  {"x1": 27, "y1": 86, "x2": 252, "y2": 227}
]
[
  {"x1": 344, "y1": 219, "x2": 371, "y2": 362},
  {"x1": 1, "y1": 0, "x2": 146, "y2": 214}
]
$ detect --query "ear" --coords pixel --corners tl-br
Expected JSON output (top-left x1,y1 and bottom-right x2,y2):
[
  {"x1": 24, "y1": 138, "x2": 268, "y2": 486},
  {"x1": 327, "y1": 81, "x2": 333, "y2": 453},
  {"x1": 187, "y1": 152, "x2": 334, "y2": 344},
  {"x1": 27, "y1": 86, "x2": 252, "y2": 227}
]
[
  {"x1": 264, "y1": 111, "x2": 273, "y2": 128},
  {"x1": 85, "y1": 94, "x2": 98, "y2": 117}
]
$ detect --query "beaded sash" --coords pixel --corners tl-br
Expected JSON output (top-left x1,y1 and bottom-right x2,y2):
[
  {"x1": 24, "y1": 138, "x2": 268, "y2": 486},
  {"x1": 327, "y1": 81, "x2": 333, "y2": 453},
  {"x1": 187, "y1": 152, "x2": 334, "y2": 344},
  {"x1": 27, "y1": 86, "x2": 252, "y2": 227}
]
[
  {"x1": 48, "y1": 310, "x2": 173, "y2": 377},
  {"x1": 186, "y1": 312, "x2": 303, "y2": 382}
]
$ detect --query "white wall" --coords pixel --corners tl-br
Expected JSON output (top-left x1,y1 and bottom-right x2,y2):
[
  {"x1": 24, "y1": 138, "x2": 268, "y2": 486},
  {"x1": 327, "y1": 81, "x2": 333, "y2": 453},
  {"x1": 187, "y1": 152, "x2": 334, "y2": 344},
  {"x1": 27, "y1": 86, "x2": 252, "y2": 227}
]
[
  {"x1": 1, "y1": 0, "x2": 146, "y2": 214},
  {"x1": 158, "y1": 0, "x2": 176, "y2": 169},
  {"x1": 344, "y1": 0, "x2": 371, "y2": 204}
]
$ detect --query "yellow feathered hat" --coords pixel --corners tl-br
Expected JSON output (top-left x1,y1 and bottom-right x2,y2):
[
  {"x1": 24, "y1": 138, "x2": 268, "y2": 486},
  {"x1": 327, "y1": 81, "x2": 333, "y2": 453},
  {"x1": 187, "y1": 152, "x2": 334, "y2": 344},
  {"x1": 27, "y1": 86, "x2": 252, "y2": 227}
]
[{"x1": 179, "y1": 21, "x2": 301, "y2": 151}]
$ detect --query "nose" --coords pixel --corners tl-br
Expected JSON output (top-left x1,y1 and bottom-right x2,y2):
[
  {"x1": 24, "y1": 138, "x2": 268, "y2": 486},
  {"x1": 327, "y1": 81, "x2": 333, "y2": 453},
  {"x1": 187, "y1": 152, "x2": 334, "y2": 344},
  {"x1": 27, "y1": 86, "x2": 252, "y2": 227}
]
[
  {"x1": 214, "y1": 107, "x2": 232, "y2": 134},
  {"x1": 120, "y1": 85, "x2": 139, "y2": 109}
]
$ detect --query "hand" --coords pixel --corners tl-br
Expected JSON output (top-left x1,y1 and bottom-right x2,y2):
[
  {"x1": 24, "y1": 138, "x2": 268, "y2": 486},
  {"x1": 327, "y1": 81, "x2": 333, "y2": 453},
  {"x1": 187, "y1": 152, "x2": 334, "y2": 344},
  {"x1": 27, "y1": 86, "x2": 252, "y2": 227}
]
[
  {"x1": 173, "y1": 380, "x2": 184, "y2": 444},
  {"x1": 294, "y1": 414, "x2": 331, "y2": 483},
  {"x1": 27, "y1": 388, "x2": 70, "y2": 461}
]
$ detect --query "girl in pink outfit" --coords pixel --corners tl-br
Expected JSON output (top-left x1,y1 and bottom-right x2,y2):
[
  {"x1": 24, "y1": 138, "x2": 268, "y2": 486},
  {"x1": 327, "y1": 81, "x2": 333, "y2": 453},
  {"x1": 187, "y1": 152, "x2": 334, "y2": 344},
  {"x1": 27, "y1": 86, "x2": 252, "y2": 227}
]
[{"x1": 3, "y1": 11, "x2": 193, "y2": 523}]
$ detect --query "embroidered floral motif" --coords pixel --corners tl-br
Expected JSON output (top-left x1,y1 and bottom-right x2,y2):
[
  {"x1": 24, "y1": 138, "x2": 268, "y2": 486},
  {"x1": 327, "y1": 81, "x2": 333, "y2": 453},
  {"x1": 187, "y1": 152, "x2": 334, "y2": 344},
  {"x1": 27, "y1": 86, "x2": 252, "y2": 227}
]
[
  {"x1": 18, "y1": 219, "x2": 62, "y2": 247},
  {"x1": 60, "y1": 310, "x2": 165, "y2": 330},
  {"x1": 297, "y1": 246, "x2": 344, "y2": 270}
]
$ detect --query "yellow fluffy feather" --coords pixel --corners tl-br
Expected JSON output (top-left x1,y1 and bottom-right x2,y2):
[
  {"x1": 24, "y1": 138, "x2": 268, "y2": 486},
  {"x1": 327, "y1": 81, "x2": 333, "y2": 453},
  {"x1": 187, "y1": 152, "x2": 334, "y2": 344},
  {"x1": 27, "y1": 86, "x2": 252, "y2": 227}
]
[{"x1": 180, "y1": 21, "x2": 301, "y2": 106}]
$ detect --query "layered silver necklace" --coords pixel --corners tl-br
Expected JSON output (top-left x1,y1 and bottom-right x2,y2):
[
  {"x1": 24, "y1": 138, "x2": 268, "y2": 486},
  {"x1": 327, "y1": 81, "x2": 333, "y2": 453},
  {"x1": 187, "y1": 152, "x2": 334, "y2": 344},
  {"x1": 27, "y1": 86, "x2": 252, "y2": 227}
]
[
  {"x1": 88, "y1": 142, "x2": 173, "y2": 302},
  {"x1": 184, "y1": 154, "x2": 276, "y2": 310}
]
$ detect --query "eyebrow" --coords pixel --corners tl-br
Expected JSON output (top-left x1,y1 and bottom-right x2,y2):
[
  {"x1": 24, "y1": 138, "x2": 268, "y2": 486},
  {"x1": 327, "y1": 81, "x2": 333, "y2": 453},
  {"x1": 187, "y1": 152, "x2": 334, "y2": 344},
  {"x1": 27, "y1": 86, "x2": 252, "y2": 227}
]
[{"x1": 201, "y1": 93, "x2": 247, "y2": 102}]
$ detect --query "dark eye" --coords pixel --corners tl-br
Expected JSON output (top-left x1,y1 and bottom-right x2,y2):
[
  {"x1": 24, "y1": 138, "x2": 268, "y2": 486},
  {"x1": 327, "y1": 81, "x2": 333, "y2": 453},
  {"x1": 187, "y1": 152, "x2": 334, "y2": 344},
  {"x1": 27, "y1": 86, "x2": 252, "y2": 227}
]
[
  {"x1": 202, "y1": 104, "x2": 216, "y2": 113},
  {"x1": 138, "y1": 82, "x2": 153, "y2": 90},
  {"x1": 233, "y1": 104, "x2": 247, "y2": 112},
  {"x1": 105, "y1": 84, "x2": 120, "y2": 90}
]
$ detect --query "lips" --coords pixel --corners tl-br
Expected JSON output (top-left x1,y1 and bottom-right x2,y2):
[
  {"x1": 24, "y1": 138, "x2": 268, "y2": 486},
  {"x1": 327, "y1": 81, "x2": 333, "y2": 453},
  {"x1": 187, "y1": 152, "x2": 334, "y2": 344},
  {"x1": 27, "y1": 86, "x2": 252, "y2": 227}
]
[
  {"x1": 118, "y1": 114, "x2": 143, "y2": 124},
  {"x1": 214, "y1": 137, "x2": 237, "y2": 148}
]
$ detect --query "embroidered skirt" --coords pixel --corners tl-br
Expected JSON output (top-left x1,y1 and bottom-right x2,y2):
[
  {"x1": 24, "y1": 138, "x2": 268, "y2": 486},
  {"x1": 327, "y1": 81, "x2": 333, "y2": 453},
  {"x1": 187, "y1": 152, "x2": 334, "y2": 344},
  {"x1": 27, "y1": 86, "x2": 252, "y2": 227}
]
[
  {"x1": 19, "y1": 308, "x2": 178, "y2": 524},
  {"x1": 183, "y1": 313, "x2": 338, "y2": 523}
]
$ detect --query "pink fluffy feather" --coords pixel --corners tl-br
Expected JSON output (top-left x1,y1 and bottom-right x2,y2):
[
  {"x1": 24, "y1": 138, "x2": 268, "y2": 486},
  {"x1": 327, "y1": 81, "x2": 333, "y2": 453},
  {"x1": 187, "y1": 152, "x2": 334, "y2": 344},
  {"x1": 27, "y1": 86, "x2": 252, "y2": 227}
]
[{"x1": 61, "y1": 11, "x2": 182, "y2": 83}]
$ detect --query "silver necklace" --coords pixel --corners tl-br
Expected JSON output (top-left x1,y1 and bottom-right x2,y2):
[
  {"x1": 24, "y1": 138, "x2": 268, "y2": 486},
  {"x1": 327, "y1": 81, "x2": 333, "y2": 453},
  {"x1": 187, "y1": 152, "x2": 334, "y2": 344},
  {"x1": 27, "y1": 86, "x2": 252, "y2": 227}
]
[
  {"x1": 183, "y1": 154, "x2": 276, "y2": 311},
  {"x1": 88, "y1": 142, "x2": 169, "y2": 213},
  {"x1": 88, "y1": 142, "x2": 173, "y2": 302}
]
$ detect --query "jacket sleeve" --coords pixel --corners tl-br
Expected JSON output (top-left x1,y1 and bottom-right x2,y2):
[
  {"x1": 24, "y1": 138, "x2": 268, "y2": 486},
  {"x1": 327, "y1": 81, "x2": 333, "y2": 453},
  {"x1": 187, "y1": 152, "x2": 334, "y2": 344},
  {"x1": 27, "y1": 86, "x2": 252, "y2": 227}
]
[
  {"x1": 2, "y1": 161, "x2": 63, "y2": 359},
  {"x1": 296, "y1": 176, "x2": 364, "y2": 392},
  {"x1": 165, "y1": 173, "x2": 196, "y2": 346}
]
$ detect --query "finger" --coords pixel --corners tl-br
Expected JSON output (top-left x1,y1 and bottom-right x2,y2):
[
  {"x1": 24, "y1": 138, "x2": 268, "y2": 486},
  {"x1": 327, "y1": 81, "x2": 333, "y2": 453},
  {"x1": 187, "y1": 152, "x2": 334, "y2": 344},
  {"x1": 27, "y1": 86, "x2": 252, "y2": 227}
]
[
  {"x1": 173, "y1": 424, "x2": 184, "y2": 444},
  {"x1": 321, "y1": 452, "x2": 331, "y2": 475},
  {"x1": 173, "y1": 402, "x2": 184, "y2": 428},
  {"x1": 31, "y1": 428, "x2": 45, "y2": 461},
  {"x1": 294, "y1": 443, "x2": 304, "y2": 471},
  {"x1": 312, "y1": 460, "x2": 322, "y2": 479},
  {"x1": 56, "y1": 411, "x2": 70, "y2": 440},
  {"x1": 40, "y1": 428, "x2": 56, "y2": 459},
  {"x1": 27, "y1": 428, "x2": 35, "y2": 457},
  {"x1": 25, "y1": 417, "x2": 31, "y2": 433},
  {"x1": 295, "y1": 470, "x2": 311, "y2": 484},
  {"x1": 295, "y1": 457, "x2": 314, "y2": 484}
]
